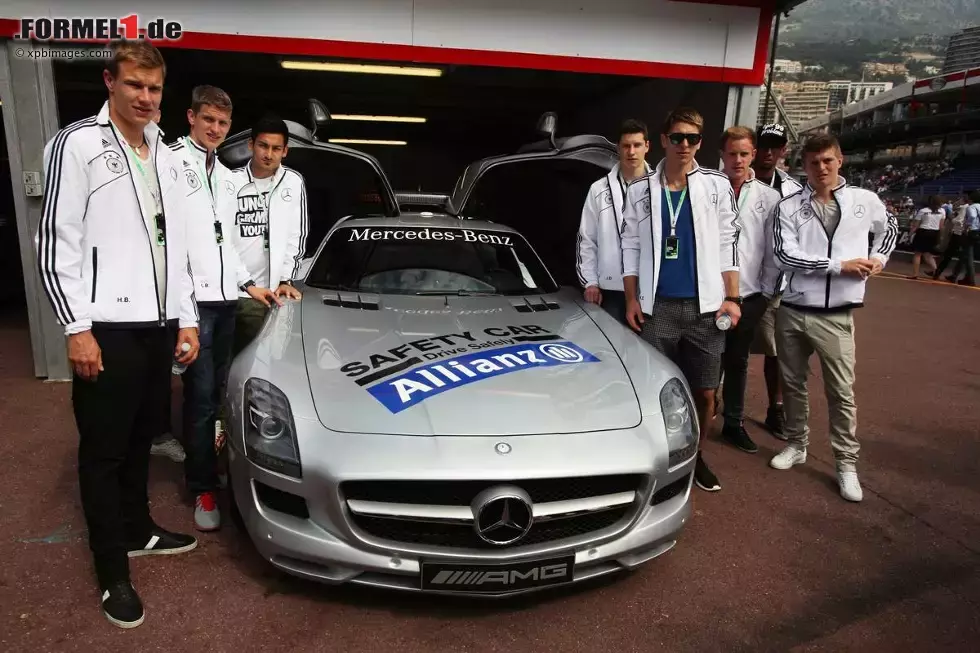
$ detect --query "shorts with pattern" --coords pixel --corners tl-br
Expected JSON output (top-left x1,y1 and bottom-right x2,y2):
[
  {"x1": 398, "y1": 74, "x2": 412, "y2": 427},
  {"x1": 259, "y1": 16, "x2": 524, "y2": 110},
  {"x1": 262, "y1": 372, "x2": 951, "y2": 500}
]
[
  {"x1": 750, "y1": 294, "x2": 780, "y2": 357},
  {"x1": 641, "y1": 297, "x2": 725, "y2": 390}
]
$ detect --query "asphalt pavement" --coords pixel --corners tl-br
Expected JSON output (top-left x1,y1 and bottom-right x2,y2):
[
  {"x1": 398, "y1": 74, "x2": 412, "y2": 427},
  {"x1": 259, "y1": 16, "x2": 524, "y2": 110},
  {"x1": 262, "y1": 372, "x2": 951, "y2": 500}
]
[{"x1": 1, "y1": 259, "x2": 978, "y2": 652}]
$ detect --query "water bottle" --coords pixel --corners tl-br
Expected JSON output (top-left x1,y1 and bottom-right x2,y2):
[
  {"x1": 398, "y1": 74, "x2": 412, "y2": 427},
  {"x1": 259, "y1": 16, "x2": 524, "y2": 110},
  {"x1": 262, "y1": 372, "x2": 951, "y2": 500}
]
[
  {"x1": 715, "y1": 313, "x2": 732, "y2": 331},
  {"x1": 172, "y1": 341, "x2": 192, "y2": 375}
]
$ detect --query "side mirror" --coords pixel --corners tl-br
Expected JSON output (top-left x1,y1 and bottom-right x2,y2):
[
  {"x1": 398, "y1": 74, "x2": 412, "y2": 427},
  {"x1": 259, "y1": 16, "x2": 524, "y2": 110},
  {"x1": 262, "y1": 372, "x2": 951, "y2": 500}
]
[
  {"x1": 536, "y1": 111, "x2": 558, "y2": 150},
  {"x1": 308, "y1": 99, "x2": 331, "y2": 139}
]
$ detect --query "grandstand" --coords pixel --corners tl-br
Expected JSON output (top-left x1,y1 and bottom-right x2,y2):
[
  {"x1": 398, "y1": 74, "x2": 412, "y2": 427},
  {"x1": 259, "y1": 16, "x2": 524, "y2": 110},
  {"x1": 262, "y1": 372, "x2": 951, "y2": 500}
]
[{"x1": 795, "y1": 68, "x2": 980, "y2": 202}]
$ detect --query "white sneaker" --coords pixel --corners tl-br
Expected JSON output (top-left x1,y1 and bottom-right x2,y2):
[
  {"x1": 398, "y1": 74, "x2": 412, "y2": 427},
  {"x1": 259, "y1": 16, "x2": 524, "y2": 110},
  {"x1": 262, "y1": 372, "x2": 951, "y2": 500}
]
[
  {"x1": 770, "y1": 445, "x2": 807, "y2": 470},
  {"x1": 150, "y1": 437, "x2": 186, "y2": 462},
  {"x1": 838, "y1": 470, "x2": 863, "y2": 502}
]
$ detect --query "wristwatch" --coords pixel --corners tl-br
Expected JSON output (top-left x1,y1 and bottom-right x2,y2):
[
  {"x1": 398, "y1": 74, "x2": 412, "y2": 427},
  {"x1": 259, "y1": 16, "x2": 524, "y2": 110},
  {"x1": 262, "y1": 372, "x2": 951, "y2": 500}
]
[
  {"x1": 280, "y1": 279, "x2": 294, "y2": 287},
  {"x1": 240, "y1": 280, "x2": 255, "y2": 292},
  {"x1": 725, "y1": 295, "x2": 743, "y2": 305}
]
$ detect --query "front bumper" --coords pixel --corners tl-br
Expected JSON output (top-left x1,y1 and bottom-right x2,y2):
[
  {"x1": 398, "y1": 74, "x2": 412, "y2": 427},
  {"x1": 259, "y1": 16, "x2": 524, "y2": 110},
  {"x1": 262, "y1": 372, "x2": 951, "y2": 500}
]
[{"x1": 228, "y1": 426, "x2": 695, "y2": 597}]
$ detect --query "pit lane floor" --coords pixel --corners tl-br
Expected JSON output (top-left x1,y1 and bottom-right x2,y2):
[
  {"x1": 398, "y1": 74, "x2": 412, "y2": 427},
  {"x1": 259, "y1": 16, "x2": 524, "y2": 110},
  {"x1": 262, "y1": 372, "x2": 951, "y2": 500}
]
[{"x1": 2, "y1": 258, "x2": 979, "y2": 652}]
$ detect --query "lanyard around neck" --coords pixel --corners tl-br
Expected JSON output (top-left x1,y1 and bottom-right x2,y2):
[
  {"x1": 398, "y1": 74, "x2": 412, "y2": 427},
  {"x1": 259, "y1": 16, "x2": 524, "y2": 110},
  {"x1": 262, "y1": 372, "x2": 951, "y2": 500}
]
[
  {"x1": 116, "y1": 124, "x2": 162, "y2": 215},
  {"x1": 662, "y1": 172, "x2": 688, "y2": 236},
  {"x1": 185, "y1": 137, "x2": 216, "y2": 210}
]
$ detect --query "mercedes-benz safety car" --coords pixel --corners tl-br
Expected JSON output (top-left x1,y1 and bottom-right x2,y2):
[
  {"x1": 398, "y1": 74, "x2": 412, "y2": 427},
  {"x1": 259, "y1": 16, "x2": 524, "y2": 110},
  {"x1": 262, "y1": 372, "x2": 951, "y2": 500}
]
[{"x1": 215, "y1": 106, "x2": 699, "y2": 597}]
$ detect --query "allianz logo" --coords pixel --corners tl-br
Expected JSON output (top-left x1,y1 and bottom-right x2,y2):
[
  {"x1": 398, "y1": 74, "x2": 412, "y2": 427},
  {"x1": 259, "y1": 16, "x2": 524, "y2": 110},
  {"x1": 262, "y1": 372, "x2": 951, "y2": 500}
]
[{"x1": 367, "y1": 341, "x2": 600, "y2": 413}]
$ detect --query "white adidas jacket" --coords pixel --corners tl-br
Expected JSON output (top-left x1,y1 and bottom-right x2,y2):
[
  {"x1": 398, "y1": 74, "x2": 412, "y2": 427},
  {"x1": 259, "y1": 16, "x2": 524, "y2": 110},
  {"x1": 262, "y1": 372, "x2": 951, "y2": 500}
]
[
  {"x1": 169, "y1": 136, "x2": 254, "y2": 304},
  {"x1": 730, "y1": 175, "x2": 783, "y2": 298},
  {"x1": 774, "y1": 176, "x2": 898, "y2": 311},
  {"x1": 576, "y1": 162, "x2": 651, "y2": 291},
  {"x1": 35, "y1": 102, "x2": 198, "y2": 336},
  {"x1": 226, "y1": 160, "x2": 309, "y2": 294},
  {"x1": 621, "y1": 159, "x2": 741, "y2": 315}
]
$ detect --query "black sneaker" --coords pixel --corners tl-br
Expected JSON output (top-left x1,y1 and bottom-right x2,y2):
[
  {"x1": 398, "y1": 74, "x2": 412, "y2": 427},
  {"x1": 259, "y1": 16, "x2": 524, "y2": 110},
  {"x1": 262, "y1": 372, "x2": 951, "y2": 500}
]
[
  {"x1": 101, "y1": 580, "x2": 144, "y2": 629},
  {"x1": 694, "y1": 453, "x2": 721, "y2": 492},
  {"x1": 722, "y1": 423, "x2": 758, "y2": 453},
  {"x1": 128, "y1": 526, "x2": 198, "y2": 558},
  {"x1": 766, "y1": 404, "x2": 787, "y2": 440}
]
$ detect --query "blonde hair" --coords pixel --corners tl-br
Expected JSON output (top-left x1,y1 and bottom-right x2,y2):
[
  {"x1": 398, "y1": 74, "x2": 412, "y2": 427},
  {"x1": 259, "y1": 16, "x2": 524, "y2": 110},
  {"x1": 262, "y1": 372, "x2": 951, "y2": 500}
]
[{"x1": 721, "y1": 125, "x2": 756, "y2": 149}]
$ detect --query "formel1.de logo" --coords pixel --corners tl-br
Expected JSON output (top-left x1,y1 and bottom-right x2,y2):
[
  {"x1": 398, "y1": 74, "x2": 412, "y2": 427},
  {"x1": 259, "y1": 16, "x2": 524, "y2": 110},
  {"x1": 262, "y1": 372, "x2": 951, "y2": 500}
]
[{"x1": 14, "y1": 15, "x2": 183, "y2": 42}]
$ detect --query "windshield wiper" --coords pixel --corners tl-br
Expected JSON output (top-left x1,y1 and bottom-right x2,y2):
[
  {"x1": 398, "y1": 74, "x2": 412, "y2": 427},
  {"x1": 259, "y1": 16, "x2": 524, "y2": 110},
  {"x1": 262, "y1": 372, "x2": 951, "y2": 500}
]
[{"x1": 414, "y1": 289, "x2": 500, "y2": 297}]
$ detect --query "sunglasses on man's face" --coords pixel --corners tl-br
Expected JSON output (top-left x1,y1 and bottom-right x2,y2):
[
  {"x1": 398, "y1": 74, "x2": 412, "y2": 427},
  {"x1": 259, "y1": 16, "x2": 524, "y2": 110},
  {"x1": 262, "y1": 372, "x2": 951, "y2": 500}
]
[{"x1": 667, "y1": 132, "x2": 702, "y2": 146}]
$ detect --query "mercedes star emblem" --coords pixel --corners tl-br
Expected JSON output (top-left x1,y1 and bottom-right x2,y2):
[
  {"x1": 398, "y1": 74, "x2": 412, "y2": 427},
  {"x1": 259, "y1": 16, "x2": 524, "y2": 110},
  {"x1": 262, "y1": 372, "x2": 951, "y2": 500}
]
[{"x1": 471, "y1": 485, "x2": 534, "y2": 546}]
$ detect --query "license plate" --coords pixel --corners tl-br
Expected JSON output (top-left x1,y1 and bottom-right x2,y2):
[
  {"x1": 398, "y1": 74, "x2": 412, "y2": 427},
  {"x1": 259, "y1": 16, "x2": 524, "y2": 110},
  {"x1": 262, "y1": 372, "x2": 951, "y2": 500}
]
[{"x1": 420, "y1": 554, "x2": 575, "y2": 593}]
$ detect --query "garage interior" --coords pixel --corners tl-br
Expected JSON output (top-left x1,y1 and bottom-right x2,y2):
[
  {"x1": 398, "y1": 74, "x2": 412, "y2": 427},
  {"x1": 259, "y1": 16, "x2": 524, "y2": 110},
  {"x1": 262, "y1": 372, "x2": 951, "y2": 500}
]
[{"x1": 2, "y1": 47, "x2": 732, "y2": 315}]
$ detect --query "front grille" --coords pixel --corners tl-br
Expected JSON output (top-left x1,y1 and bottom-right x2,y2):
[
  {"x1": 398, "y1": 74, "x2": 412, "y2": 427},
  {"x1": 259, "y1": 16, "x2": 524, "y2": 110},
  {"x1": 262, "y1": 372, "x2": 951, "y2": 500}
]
[
  {"x1": 352, "y1": 506, "x2": 630, "y2": 549},
  {"x1": 341, "y1": 474, "x2": 644, "y2": 506},
  {"x1": 342, "y1": 474, "x2": 646, "y2": 550}
]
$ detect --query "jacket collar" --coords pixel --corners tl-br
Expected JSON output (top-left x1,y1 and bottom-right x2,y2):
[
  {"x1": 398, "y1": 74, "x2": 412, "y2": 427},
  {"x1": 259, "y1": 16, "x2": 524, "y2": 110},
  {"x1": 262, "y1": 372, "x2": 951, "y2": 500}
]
[
  {"x1": 607, "y1": 160, "x2": 651, "y2": 188},
  {"x1": 97, "y1": 100, "x2": 163, "y2": 144},
  {"x1": 653, "y1": 156, "x2": 701, "y2": 181},
  {"x1": 182, "y1": 135, "x2": 215, "y2": 172},
  {"x1": 804, "y1": 175, "x2": 851, "y2": 217},
  {"x1": 803, "y1": 175, "x2": 847, "y2": 198},
  {"x1": 245, "y1": 158, "x2": 286, "y2": 187}
]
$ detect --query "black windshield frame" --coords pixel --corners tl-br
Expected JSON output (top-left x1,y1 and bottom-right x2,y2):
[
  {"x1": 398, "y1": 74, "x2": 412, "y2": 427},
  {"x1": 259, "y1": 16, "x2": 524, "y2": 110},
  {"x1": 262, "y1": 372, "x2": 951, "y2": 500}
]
[{"x1": 305, "y1": 225, "x2": 559, "y2": 296}]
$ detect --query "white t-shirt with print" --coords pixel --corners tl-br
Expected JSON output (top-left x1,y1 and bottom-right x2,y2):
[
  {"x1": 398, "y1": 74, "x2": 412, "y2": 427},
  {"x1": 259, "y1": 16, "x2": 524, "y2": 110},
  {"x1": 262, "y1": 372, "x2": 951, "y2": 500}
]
[{"x1": 235, "y1": 174, "x2": 276, "y2": 294}]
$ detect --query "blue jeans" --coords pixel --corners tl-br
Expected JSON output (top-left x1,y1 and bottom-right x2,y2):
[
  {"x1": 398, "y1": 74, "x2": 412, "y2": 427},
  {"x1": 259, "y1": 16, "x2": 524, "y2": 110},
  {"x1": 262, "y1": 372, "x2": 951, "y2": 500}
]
[
  {"x1": 599, "y1": 290, "x2": 629, "y2": 326},
  {"x1": 183, "y1": 304, "x2": 236, "y2": 495}
]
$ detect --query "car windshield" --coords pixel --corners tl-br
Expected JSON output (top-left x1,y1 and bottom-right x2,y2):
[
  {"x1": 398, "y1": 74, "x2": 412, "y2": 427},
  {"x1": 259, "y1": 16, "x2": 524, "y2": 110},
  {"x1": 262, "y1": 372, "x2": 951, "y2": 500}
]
[{"x1": 304, "y1": 225, "x2": 559, "y2": 296}]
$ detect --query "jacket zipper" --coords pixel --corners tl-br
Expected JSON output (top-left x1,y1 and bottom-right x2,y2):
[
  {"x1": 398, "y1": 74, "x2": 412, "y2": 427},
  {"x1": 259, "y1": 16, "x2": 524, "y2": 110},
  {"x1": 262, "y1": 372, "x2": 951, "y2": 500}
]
[
  {"x1": 687, "y1": 169, "x2": 700, "y2": 304},
  {"x1": 267, "y1": 172, "x2": 288, "y2": 285},
  {"x1": 91, "y1": 246, "x2": 98, "y2": 303},
  {"x1": 110, "y1": 127, "x2": 166, "y2": 326},
  {"x1": 209, "y1": 161, "x2": 228, "y2": 302},
  {"x1": 823, "y1": 192, "x2": 842, "y2": 309},
  {"x1": 152, "y1": 131, "x2": 170, "y2": 322}
]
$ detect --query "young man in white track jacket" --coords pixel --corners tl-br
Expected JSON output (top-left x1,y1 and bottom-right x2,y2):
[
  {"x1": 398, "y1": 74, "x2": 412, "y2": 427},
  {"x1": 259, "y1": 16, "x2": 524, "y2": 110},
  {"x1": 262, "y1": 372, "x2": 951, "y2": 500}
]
[
  {"x1": 716, "y1": 126, "x2": 783, "y2": 456},
  {"x1": 34, "y1": 40, "x2": 200, "y2": 629},
  {"x1": 226, "y1": 114, "x2": 309, "y2": 355},
  {"x1": 750, "y1": 122, "x2": 804, "y2": 438},
  {"x1": 168, "y1": 86, "x2": 281, "y2": 532},
  {"x1": 769, "y1": 133, "x2": 898, "y2": 503},
  {"x1": 576, "y1": 118, "x2": 651, "y2": 325},
  {"x1": 621, "y1": 107, "x2": 742, "y2": 493}
]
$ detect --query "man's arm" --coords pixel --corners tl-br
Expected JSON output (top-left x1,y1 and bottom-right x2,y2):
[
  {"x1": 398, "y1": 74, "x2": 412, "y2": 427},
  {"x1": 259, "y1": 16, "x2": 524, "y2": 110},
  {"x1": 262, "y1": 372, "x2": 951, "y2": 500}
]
[
  {"x1": 621, "y1": 183, "x2": 646, "y2": 331},
  {"x1": 869, "y1": 199, "x2": 899, "y2": 274},
  {"x1": 718, "y1": 180, "x2": 740, "y2": 274},
  {"x1": 575, "y1": 188, "x2": 601, "y2": 291},
  {"x1": 281, "y1": 175, "x2": 309, "y2": 285},
  {"x1": 35, "y1": 134, "x2": 92, "y2": 335}
]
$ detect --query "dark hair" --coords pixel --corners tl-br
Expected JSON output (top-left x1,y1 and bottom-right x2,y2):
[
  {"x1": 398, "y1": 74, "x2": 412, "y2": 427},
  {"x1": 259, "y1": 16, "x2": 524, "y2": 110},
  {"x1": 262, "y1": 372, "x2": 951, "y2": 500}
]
[
  {"x1": 662, "y1": 107, "x2": 703, "y2": 135},
  {"x1": 802, "y1": 133, "x2": 841, "y2": 156},
  {"x1": 191, "y1": 85, "x2": 233, "y2": 114},
  {"x1": 250, "y1": 114, "x2": 289, "y2": 145},
  {"x1": 927, "y1": 195, "x2": 942, "y2": 211},
  {"x1": 618, "y1": 119, "x2": 649, "y2": 142},
  {"x1": 106, "y1": 39, "x2": 166, "y2": 79},
  {"x1": 970, "y1": 190, "x2": 980, "y2": 204}
]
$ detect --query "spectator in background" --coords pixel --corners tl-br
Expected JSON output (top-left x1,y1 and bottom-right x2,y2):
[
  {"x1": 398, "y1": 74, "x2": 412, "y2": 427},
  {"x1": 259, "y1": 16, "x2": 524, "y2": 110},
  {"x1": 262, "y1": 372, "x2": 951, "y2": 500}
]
[
  {"x1": 934, "y1": 192, "x2": 969, "y2": 279},
  {"x1": 753, "y1": 124, "x2": 803, "y2": 197},
  {"x1": 945, "y1": 189, "x2": 980, "y2": 286},
  {"x1": 909, "y1": 195, "x2": 944, "y2": 279}
]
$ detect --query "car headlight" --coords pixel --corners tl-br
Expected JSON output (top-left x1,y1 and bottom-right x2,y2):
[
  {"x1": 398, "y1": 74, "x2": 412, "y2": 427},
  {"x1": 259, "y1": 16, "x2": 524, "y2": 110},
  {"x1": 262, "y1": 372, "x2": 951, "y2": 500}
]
[
  {"x1": 659, "y1": 377, "x2": 699, "y2": 468},
  {"x1": 244, "y1": 378, "x2": 302, "y2": 479}
]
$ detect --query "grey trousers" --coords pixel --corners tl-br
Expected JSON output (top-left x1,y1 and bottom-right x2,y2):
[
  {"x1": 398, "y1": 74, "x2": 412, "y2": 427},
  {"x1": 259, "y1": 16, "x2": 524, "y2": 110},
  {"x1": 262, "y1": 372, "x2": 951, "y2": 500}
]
[{"x1": 775, "y1": 304, "x2": 860, "y2": 471}]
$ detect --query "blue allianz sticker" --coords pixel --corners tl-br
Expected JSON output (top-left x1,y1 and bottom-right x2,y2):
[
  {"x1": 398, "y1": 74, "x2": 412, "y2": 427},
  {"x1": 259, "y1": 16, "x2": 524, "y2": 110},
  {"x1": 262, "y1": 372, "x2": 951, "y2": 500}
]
[{"x1": 366, "y1": 341, "x2": 600, "y2": 413}]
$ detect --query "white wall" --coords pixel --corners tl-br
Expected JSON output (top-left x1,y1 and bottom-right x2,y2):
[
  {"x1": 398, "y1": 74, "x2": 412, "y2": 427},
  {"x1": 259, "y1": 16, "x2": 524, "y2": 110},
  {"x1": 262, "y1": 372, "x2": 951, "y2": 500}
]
[{"x1": 0, "y1": 0, "x2": 770, "y2": 83}]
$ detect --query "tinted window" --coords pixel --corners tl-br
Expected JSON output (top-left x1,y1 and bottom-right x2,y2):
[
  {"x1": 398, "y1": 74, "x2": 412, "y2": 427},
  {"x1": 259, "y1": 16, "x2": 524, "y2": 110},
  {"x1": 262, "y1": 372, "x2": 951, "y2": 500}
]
[
  {"x1": 459, "y1": 157, "x2": 610, "y2": 287},
  {"x1": 305, "y1": 225, "x2": 558, "y2": 296}
]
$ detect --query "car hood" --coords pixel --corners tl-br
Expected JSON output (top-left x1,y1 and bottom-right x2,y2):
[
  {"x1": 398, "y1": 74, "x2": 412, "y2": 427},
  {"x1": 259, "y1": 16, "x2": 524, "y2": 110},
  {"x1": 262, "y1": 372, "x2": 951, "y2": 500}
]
[{"x1": 302, "y1": 292, "x2": 642, "y2": 436}]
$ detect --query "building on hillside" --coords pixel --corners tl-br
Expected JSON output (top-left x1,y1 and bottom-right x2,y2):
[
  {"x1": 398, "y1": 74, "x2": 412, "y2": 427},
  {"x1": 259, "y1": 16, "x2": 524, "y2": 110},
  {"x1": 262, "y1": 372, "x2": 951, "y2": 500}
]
[
  {"x1": 863, "y1": 62, "x2": 908, "y2": 77},
  {"x1": 779, "y1": 89, "x2": 831, "y2": 127},
  {"x1": 943, "y1": 25, "x2": 980, "y2": 74},
  {"x1": 772, "y1": 58, "x2": 803, "y2": 74}
]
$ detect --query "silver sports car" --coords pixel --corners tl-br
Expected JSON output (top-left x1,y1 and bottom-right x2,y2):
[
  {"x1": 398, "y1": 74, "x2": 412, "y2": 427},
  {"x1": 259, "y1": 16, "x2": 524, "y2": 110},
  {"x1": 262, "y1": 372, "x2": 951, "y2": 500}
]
[{"x1": 218, "y1": 108, "x2": 699, "y2": 596}]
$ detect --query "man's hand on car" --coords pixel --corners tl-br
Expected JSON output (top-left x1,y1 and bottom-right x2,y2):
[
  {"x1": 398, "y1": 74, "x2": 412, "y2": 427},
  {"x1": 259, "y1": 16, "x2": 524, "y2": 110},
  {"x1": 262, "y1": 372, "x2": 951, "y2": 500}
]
[
  {"x1": 276, "y1": 282, "x2": 302, "y2": 300},
  {"x1": 68, "y1": 330, "x2": 103, "y2": 381},
  {"x1": 583, "y1": 285, "x2": 602, "y2": 304},
  {"x1": 625, "y1": 299, "x2": 645, "y2": 333},
  {"x1": 247, "y1": 284, "x2": 284, "y2": 308}
]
